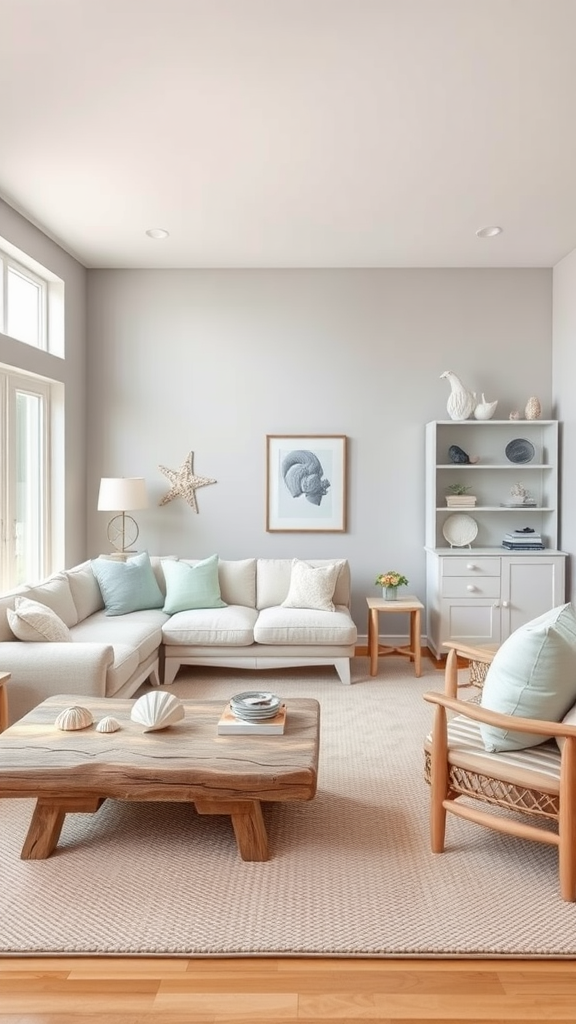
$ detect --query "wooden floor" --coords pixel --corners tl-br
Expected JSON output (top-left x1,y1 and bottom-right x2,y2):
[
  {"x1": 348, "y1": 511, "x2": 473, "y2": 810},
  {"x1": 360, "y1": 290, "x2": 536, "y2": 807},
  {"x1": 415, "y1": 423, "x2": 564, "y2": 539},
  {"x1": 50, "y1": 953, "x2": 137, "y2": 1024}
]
[{"x1": 1, "y1": 956, "x2": 576, "y2": 1021}]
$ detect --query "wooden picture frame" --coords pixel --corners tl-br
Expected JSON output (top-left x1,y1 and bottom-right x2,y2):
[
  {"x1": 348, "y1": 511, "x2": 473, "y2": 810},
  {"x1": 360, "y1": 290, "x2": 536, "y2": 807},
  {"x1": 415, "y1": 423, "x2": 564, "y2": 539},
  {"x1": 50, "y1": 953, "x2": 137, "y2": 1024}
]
[{"x1": 266, "y1": 435, "x2": 347, "y2": 532}]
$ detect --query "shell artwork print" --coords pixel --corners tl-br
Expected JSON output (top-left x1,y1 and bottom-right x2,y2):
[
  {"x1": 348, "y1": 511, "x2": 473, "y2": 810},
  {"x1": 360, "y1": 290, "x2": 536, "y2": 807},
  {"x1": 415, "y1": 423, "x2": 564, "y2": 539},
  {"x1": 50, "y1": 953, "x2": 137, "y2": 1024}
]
[{"x1": 281, "y1": 450, "x2": 330, "y2": 506}]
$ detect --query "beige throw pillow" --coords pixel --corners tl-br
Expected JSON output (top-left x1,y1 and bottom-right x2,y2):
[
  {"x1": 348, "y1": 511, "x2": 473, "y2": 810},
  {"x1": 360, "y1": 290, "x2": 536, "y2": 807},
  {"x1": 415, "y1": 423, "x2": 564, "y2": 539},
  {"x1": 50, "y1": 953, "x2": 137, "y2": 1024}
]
[
  {"x1": 281, "y1": 559, "x2": 342, "y2": 612},
  {"x1": 7, "y1": 597, "x2": 72, "y2": 642}
]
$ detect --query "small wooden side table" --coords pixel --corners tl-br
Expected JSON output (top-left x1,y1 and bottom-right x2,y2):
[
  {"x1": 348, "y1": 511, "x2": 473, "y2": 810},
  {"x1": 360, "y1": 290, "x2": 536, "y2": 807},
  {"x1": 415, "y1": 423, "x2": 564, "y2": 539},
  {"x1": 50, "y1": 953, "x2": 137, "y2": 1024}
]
[
  {"x1": 0, "y1": 672, "x2": 11, "y2": 732},
  {"x1": 367, "y1": 596, "x2": 424, "y2": 677}
]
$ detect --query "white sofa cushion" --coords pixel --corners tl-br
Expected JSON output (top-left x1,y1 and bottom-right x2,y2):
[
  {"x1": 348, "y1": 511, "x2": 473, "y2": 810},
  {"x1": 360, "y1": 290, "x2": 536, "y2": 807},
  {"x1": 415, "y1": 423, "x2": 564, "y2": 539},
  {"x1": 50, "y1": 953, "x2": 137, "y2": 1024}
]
[
  {"x1": 66, "y1": 561, "x2": 105, "y2": 621},
  {"x1": 70, "y1": 609, "x2": 167, "y2": 663},
  {"x1": 0, "y1": 585, "x2": 31, "y2": 641},
  {"x1": 218, "y1": 558, "x2": 257, "y2": 608},
  {"x1": 256, "y1": 558, "x2": 350, "y2": 610},
  {"x1": 282, "y1": 558, "x2": 343, "y2": 611},
  {"x1": 26, "y1": 573, "x2": 79, "y2": 627},
  {"x1": 254, "y1": 605, "x2": 358, "y2": 646},
  {"x1": 162, "y1": 606, "x2": 258, "y2": 646},
  {"x1": 8, "y1": 597, "x2": 72, "y2": 642}
]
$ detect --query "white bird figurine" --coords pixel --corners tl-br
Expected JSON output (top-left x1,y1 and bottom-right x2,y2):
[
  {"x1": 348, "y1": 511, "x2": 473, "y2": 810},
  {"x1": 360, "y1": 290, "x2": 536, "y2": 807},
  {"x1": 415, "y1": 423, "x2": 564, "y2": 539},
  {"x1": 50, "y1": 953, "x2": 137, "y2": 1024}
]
[
  {"x1": 440, "y1": 370, "x2": 476, "y2": 421},
  {"x1": 474, "y1": 393, "x2": 498, "y2": 420}
]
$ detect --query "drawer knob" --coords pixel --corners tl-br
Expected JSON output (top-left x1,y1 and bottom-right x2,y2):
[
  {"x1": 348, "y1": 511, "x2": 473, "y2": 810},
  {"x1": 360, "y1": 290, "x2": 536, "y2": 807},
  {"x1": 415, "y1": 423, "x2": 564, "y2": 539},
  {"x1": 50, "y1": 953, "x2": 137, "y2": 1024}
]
[
  {"x1": 466, "y1": 584, "x2": 476, "y2": 592},
  {"x1": 466, "y1": 563, "x2": 476, "y2": 570},
  {"x1": 502, "y1": 601, "x2": 510, "y2": 608}
]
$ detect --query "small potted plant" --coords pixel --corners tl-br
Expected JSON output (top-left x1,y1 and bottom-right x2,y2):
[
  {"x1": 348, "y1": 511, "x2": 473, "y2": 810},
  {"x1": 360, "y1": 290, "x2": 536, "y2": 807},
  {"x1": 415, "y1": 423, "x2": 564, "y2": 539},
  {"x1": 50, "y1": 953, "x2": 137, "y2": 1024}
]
[
  {"x1": 445, "y1": 483, "x2": 477, "y2": 508},
  {"x1": 375, "y1": 571, "x2": 409, "y2": 601}
]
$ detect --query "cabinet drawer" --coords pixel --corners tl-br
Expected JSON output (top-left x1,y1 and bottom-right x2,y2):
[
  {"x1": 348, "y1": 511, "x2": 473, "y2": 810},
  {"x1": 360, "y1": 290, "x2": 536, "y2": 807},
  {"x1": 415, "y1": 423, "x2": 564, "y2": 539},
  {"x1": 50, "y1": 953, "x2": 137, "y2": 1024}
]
[
  {"x1": 441, "y1": 576, "x2": 501, "y2": 599},
  {"x1": 441, "y1": 557, "x2": 501, "y2": 578}
]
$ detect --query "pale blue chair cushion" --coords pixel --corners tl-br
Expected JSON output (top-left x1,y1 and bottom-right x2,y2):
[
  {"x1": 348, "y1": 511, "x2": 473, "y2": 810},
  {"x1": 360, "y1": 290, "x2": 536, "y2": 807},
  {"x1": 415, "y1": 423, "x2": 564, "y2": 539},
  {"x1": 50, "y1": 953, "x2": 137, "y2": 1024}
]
[{"x1": 480, "y1": 602, "x2": 576, "y2": 752}]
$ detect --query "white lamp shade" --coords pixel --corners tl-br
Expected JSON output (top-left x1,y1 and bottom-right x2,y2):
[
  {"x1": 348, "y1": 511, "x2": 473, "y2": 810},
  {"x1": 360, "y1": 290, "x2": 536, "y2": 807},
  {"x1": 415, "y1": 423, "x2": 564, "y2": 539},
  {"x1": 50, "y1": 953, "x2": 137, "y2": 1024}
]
[{"x1": 98, "y1": 477, "x2": 149, "y2": 512}]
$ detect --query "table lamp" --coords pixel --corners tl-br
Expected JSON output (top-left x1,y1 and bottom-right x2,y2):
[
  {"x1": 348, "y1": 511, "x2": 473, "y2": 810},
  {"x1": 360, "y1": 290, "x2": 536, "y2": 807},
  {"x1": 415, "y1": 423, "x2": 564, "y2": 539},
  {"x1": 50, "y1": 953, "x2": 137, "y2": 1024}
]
[{"x1": 97, "y1": 477, "x2": 148, "y2": 553}]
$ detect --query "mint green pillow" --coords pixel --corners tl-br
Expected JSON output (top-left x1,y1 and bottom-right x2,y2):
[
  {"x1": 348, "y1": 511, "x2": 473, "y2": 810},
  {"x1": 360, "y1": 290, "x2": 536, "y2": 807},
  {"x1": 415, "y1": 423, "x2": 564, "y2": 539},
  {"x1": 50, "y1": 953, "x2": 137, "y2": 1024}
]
[
  {"x1": 480, "y1": 602, "x2": 576, "y2": 751},
  {"x1": 91, "y1": 551, "x2": 164, "y2": 616},
  {"x1": 162, "y1": 555, "x2": 226, "y2": 614}
]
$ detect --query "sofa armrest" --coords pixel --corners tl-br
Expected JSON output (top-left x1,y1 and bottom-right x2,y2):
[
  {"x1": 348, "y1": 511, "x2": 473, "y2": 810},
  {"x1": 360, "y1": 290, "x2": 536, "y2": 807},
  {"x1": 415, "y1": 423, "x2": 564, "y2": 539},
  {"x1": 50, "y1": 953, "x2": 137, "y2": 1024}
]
[{"x1": 0, "y1": 642, "x2": 115, "y2": 726}]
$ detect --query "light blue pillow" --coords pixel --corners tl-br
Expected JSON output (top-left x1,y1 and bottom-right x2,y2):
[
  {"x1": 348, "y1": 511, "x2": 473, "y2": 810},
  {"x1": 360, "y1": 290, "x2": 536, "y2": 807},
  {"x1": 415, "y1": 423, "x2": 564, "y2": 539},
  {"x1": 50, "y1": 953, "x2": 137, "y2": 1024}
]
[
  {"x1": 91, "y1": 551, "x2": 164, "y2": 616},
  {"x1": 162, "y1": 555, "x2": 226, "y2": 614},
  {"x1": 480, "y1": 602, "x2": 576, "y2": 751}
]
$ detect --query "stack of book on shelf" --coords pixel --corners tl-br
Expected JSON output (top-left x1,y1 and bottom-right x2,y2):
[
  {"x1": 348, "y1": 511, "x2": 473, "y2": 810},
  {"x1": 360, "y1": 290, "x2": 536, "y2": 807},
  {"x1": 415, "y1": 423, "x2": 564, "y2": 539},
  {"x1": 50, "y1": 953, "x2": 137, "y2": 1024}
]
[
  {"x1": 446, "y1": 494, "x2": 477, "y2": 508},
  {"x1": 502, "y1": 528, "x2": 544, "y2": 551}
]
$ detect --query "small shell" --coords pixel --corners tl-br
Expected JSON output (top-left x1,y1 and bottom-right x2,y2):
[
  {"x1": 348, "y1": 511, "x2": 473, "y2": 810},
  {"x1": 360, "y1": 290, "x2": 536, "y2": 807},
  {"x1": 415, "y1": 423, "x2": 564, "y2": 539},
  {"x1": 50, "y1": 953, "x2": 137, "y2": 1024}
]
[
  {"x1": 96, "y1": 716, "x2": 121, "y2": 733},
  {"x1": 55, "y1": 705, "x2": 94, "y2": 731},
  {"x1": 130, "y1": 691, "x2": 185, "y2": 732}
]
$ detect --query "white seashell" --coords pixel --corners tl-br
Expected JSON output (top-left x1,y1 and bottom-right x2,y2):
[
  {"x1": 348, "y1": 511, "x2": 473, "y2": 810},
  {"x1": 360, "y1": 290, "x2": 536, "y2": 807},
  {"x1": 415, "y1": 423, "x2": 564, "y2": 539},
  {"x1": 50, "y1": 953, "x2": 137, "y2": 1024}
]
[
  {"x1": 509, "y1": 410, "x2": 520, "y2": 420},
  {"x1": 55, "y1": 705, "x2": 94, "y2": 731},
  {"x1": 130, "y1": 691, "x2": 185, "y2": 732},
  {"x1": 525, "y1": 396, "x2": 541, "y2": 420},
  {"x1": 96, "y1": 716, "x2": 121, "y2": 733},
  {"x1": 473, "y1": 394, "x2": 498, "y2": 420}
]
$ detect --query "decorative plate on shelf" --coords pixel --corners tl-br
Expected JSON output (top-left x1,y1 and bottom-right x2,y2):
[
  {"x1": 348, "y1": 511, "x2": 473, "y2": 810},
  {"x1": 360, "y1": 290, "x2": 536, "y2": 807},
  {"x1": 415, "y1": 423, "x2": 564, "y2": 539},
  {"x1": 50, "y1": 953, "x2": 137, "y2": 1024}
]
[
  {"x1": 505, "y1": 438, "x2": 535, "y2": 464},
  {"x1": 442, "y1": 513, "x2": 479, "y2": 548}
]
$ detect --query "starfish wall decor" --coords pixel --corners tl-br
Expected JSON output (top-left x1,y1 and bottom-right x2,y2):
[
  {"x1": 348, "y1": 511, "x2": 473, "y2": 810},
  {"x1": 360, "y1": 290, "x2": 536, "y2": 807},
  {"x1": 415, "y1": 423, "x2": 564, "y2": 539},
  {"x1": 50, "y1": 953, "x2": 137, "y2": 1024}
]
[{"x1": 158, "y1": 451, "x2": 216, "y2": 513}]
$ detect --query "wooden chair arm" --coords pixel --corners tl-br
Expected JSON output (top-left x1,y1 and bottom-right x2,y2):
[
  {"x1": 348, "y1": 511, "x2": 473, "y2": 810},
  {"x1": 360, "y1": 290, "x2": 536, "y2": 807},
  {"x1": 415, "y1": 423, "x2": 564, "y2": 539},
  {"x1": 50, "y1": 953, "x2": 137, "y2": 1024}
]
[
  {"x1": 424, "y1": 689, "x2": 576, "y2": 741},
  {"x1": 442, "y1": 640, "x2": 498, "y2": 665}
]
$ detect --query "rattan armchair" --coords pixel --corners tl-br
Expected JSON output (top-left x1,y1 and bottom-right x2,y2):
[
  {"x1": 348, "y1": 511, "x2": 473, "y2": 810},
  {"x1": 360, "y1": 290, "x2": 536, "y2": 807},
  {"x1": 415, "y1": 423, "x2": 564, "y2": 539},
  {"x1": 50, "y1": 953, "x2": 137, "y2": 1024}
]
[{"x1": 424, "y1": 641, "x2": 576, "y2": 901}]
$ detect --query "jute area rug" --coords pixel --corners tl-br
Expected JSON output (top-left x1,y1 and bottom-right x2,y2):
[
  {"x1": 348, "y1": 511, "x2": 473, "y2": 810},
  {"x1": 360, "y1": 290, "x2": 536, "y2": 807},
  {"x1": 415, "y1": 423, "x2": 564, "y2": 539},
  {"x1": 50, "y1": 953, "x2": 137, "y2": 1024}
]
[{"x1": 1, "y1": 658, "x2": 574, "y2": 958}]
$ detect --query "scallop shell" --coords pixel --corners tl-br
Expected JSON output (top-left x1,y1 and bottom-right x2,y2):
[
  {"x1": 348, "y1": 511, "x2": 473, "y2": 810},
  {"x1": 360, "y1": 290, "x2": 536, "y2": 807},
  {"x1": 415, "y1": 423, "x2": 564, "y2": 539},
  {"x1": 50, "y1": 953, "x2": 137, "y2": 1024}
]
[
  {"x1": 96, "y1": 716, "x2": 121, "y2": 733},
  {"x1": 55, "y1": 705, "x2": 94, "y2": 731},
  {"x1": 130, "y1": 691, "x2": 185, "y2": 731},
  {"x1": 525, "y1": 396, "x2": 541, "y2": 420}
]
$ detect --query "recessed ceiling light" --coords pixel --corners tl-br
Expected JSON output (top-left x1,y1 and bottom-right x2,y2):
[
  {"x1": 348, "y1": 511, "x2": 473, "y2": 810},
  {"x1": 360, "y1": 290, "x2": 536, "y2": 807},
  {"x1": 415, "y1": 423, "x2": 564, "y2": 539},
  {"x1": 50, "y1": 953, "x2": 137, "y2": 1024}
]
[
  {"x1": 476, "y1": 225, "x2": 503, "y2": 238},
  {"x1": 145, "y1": 228, "x2": 169, "y2": 239}
]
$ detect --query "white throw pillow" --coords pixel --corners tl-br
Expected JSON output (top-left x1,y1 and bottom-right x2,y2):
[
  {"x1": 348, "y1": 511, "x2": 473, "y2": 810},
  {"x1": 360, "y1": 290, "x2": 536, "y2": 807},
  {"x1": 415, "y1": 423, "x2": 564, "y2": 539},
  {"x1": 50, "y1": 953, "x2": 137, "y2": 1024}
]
[
  {"x1": 480, "y1": 602, "x2": 576, "y2": 752},
  {"x1": 281, "y1": 559, "x2": 342, "y2": 612},
  {"x1": 7, "y1": 597, "x2": 72, "y2": 642}
]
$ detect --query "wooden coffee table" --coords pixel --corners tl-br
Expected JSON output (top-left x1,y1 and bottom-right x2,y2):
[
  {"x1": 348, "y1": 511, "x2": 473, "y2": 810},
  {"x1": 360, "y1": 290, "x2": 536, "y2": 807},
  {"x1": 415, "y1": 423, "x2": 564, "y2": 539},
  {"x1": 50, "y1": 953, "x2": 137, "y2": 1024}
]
[{"x1": 0, "y1": 693, "x2": 320, "y2": 862}]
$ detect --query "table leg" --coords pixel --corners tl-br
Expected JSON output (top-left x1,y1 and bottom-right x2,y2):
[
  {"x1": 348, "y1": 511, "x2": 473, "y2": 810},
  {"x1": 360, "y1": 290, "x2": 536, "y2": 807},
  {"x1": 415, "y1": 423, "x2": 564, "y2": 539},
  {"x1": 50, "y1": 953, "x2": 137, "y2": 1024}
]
[
  {"x1": 21, "y1": 800, "x2": 66, "y2": 859},
  {"x1": 195, "y1": 797, "x2": 269, "y2": 861},
  {"x1": 369, "y1": 608, "x2": 379, "y2": 676},
  {"x1": 0, "y1": 683, "x2": 7, "y2": 732},
  {"x1": 414, "y1": 608, "x2": 422, "y2": 677},
  {"x1": 20, "y1": 796, "x2": 105, "y2": 859}
]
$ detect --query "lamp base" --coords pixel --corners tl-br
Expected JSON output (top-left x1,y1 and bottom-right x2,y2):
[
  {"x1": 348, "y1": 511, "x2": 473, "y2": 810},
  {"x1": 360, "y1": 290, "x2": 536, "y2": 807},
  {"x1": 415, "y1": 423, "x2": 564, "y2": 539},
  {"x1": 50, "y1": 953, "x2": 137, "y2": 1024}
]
[{"x1": 106, "y1": 513, "x2": 139, "y2": 554}]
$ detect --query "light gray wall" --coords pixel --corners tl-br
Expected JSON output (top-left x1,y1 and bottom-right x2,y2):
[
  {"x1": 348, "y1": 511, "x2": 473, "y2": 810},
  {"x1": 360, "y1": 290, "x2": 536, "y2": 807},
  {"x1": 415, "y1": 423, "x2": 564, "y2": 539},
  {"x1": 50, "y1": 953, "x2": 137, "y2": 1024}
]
[
  {"x1": 553, "y1": 246, "x2": 576, "y2": 602},
  {"x1": 87, "y1": 268, "x2": 553, "y2": 635},
  {"x1": 0, "y1": 199, "x2": 87, "y2": 568}
]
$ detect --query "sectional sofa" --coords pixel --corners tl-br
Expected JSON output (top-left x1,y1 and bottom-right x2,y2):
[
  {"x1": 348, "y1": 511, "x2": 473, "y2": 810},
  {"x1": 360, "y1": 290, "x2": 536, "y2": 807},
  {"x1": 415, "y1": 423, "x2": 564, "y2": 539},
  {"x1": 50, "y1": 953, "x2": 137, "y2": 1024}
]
[{"x1": 0, "y1": 555, "x2": 357, "y2": 725}]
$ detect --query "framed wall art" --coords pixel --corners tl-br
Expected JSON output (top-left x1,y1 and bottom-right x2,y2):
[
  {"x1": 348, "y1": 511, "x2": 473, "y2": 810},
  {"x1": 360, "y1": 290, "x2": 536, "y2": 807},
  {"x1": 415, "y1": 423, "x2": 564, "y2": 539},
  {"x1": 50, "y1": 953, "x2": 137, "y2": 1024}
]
[{"x1": 266, "y1": 434, "x2": 347, "y2": 532}]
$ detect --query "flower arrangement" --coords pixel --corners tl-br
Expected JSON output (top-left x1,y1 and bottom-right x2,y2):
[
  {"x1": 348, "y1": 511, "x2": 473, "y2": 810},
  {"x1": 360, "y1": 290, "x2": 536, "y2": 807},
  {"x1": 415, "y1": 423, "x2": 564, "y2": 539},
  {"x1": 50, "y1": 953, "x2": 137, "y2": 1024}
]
[{"x1": 375, "y1": 571, "x2": 409, "y2": 589}]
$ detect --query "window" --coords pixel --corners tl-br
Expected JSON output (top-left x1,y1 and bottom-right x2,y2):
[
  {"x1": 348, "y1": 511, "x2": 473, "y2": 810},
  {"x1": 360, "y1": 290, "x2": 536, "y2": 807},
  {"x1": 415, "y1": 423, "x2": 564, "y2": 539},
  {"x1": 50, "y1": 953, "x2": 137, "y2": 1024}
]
[
  {"x1": 0, "y1": 240, "x2": 64, "y2": 356},
  {"x1": 0, "y1": 370, "x2": 50, "y2": 588}
]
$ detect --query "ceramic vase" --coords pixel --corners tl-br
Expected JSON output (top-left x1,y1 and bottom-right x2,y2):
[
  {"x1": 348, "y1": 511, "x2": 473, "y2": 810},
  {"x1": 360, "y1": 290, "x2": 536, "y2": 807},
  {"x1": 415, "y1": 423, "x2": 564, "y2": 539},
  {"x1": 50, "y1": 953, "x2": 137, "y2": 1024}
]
[{"x1": 384, "y1": 587, "x2": 397, "y2": 600}]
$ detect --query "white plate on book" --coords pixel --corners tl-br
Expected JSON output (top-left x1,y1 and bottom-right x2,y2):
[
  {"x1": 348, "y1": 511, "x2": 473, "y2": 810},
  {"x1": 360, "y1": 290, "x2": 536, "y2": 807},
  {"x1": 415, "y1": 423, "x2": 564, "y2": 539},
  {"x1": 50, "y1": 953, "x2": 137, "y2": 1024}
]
[
  {"x1": 442, "y1": 513, "x2": 478, "y2": 548},
  {"x1": 230, "y1": 691, "x2": 282, "y2": 720}
]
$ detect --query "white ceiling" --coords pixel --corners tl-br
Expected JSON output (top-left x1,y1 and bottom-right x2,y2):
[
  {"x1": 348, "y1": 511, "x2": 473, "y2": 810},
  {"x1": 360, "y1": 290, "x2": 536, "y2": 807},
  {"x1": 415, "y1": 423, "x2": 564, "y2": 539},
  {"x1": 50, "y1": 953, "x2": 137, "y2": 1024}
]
[{"x1": 1, "y1": 0, "x2": 576, "y2": 269}]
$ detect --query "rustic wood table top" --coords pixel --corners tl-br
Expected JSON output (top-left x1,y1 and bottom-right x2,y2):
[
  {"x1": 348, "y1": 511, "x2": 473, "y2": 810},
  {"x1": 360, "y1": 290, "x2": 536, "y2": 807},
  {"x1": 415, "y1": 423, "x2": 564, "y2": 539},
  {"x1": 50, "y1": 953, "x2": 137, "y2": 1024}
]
[{"x1": 0, "y1": 693, "x2": 321, "y2": 862}]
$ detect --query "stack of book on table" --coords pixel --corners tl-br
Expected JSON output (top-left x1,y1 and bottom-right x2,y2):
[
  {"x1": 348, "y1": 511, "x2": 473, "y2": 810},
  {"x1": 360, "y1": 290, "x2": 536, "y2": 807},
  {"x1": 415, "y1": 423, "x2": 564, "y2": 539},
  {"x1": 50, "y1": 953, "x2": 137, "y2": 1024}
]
[{"x1": 502, "y1": 528, "x2": 544, "y2": 551}]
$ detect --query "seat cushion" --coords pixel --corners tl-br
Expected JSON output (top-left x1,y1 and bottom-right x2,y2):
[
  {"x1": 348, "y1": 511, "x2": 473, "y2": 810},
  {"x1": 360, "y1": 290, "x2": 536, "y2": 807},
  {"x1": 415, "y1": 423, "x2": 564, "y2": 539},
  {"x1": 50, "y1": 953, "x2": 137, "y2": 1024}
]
[
  {"x1": 254, "y1": 605, "x2": 357, "y2": 646},
  {"x1": 425, "y1": 712, "x2": 561, "y2": 793},
  {"x1": 480, "y1": 602, "x2": 576, "y2": 752},
  {"x1": 70, "y1": 609, "x2": 167, "y2": 663},
  {"x1": 162, "y1": 605, "x2": 258, "y2": 646}
]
